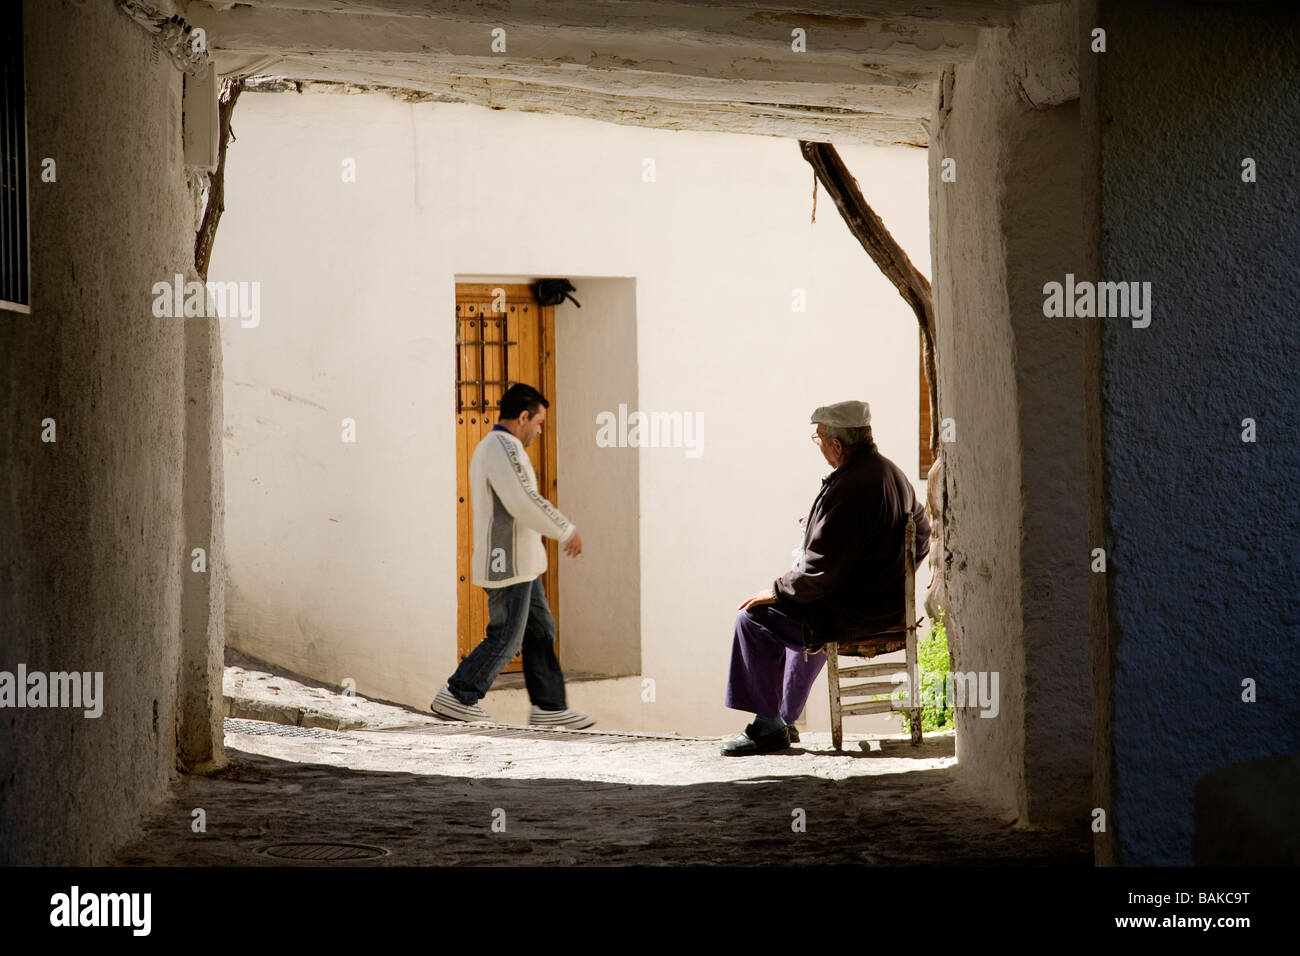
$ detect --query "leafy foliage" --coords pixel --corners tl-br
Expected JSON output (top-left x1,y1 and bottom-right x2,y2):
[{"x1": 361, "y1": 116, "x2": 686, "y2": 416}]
[{"x1": 873, "y1": 610, "x2": 954, "y2": 733}]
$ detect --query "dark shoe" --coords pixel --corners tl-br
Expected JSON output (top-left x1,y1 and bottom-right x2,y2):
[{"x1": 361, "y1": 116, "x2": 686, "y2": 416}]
[
  {"x1": 721, "y1": 721, "x2": 792, "y2": 756},
  {"x1": 786, "y1": 723, "x2": 800, "y2": 743}
]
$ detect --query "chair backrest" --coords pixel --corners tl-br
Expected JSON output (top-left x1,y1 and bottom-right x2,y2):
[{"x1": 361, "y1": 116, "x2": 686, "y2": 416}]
[
  {"x1": 903, "y1": 513, "x2": 916, "y2": 630},
  {"x1": 904, "y1": 513, "x2": 916, "y2": 577}
]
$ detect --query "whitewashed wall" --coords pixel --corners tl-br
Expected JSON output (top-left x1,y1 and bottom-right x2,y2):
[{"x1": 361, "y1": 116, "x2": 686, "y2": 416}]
[{"x1": 212, "y1": 90, "x2": 929, "y2": 735}]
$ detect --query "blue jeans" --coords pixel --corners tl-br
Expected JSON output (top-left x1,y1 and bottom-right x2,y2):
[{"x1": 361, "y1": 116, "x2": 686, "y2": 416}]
[{"x1": 447, "y1": 576, "x2": 567, "y2": 710}]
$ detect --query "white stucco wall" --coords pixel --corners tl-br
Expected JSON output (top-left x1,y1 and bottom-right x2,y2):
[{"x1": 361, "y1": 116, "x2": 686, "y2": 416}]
[
  {"x1": 551, "y1": 277, "x2": 641, "y2": 679},
  {"x1": 928, "y1": 5, "x2": 1091, "y2": 827},
  {"x1": 212, "y1": 90, "x2": 929, "y2": 735},
  {"x1": 1, "y1": 0, "x2": 198, "y2": 864}
]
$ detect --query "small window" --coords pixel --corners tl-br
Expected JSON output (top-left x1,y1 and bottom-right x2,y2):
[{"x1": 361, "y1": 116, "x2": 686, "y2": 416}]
[{"x1": 1, "y1": 2, "x2": 30, "y2": 313}]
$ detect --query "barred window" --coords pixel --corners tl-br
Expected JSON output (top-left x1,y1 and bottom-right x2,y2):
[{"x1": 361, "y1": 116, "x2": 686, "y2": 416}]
[{"x1": 1, "y1": 2, "x2": 30, "y2": 312}]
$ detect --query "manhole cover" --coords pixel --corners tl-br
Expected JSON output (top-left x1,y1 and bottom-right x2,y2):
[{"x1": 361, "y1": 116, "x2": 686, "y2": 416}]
[{"x1": 256, "y1": 842, "x2": 389, "y2": 862}]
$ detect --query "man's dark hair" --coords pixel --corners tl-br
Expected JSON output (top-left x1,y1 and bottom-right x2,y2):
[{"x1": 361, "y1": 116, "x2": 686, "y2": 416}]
[{"x1": 499, "y1": 383, "x2": 549, "y2": 420}]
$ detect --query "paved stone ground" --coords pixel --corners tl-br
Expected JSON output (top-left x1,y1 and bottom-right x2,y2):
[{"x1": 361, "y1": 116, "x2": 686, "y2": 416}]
[{"x1": 112, "y1": 666, "x2": 1093, "y2": 866}]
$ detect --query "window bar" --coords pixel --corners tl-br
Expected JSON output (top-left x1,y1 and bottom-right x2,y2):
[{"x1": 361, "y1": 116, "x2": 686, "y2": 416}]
[
  {"x1": 500, "y1": 313, "x2": 509, "y2": 417},
  {"x1": 477, "y1": 315, "x2": 486, "y2": 415},
  {"x1": 455, "y1": 308, "x2": 463, "y2": 414}
]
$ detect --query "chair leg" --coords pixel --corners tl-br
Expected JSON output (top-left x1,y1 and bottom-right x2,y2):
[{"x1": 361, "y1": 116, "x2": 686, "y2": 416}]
[
  {"x1": 826, "y1": 643, "x2": 842, "y2": 751},
  {"x1": 903, "y1": 514, "x2": 920, "y2": 746}
]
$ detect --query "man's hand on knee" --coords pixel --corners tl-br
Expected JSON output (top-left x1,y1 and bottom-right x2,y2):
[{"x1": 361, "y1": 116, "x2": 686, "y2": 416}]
[{"x1": 738, "y1": 588, "x2": 776, "y2": 611}]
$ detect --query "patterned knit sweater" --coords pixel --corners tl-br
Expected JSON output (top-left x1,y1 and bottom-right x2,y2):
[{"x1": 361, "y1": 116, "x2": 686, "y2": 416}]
[{"x1": 470, "y1": 426, "x2": 576, "y2": 588}]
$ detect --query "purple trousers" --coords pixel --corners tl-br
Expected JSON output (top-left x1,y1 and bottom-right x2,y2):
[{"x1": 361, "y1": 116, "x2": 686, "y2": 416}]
[{"x1": 724, "y1": 602, "x2": 827, "y2": 723}]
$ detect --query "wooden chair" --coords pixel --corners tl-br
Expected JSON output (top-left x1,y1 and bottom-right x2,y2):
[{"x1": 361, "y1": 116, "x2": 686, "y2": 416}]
[{"x1": 824, "y1": 514, "x2": 923, "y2": 750}]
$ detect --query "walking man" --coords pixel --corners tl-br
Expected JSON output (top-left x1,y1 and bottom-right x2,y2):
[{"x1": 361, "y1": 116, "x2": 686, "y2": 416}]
[{"x1": 431, "y1": 383, "x2": 595, "y2": 729}]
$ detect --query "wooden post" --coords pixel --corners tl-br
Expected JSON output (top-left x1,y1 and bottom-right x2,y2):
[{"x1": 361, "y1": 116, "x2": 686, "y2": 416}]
[
  {"x1": 798, "y1": 140, "x2": 939, "y2": 459},
  {"x1": 195, "y1": 77, "x2": 245, "y2": 280}
]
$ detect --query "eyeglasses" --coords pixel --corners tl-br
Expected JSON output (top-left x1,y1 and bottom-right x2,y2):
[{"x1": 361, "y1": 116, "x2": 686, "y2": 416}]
[{"x1": 811, "y1": 430, "x2": 839, "y2": 446}]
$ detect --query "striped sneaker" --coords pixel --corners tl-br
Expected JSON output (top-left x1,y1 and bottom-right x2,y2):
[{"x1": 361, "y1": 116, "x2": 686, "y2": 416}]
[
  {"x1": 529, "y1": 705, "x2": 596, "y2": 730},
  {"x1": 430, "y1": 685, "x2": 494, "y2": 723}
]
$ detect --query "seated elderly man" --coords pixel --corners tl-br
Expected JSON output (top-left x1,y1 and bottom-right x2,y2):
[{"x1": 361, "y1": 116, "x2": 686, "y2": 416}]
[{"x1": 722, "y1": 399, "x2": 931, "y2": 756}]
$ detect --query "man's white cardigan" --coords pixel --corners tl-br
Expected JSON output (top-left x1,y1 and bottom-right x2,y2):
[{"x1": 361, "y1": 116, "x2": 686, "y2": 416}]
[{"x1": 470, "y1": 427, "x2": 576, "y2": 588}]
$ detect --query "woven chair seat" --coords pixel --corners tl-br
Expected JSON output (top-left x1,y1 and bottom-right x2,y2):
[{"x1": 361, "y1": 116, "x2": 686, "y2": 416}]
[
  {"x1": 807, "y1": 622, "x2": 917, "y2": 658},
  {"x1": 838, "y1": 632, "x2": 907, "y2": 659}
]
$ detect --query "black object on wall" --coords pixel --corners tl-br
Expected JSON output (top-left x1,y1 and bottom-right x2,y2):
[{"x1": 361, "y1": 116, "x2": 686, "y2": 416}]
[{"x1": 534, "y1": 278, "x2": 581, "y2": 308}]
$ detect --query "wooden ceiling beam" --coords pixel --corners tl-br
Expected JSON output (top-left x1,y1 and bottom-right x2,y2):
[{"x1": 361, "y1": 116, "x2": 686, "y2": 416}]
[
  {"x1": 208, "y1": 49, "x2": 934, "y2": 116},
  {"x1": 187, "y1": 2, "x2": 980, "y2": 75},
  {"x1": 204, "y1": 0, "x2": 1055, "y2": 30},
  {"x1": 229, "y1": 63, "x2": 931, "y2": 146}
]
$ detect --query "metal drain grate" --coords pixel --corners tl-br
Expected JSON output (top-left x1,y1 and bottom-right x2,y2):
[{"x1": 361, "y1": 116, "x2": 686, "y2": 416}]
[
  {"x1": 226, "y1": 715, "x2": 711, "y2": 745},
  {"x1": 225, "y1": 718, "x2": 368, "y2": 742},
  {"x1": 256, "y1": 842, "x2": 388, "y2": 861},
  {"x1": 368, "y1": 722, "x2": 710, "y2": 744}
]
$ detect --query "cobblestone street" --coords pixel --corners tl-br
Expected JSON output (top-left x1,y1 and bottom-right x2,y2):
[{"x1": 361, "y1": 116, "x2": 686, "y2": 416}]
[{"x1": 111, "y1": 666, "x2": 1092, "y2": 866}]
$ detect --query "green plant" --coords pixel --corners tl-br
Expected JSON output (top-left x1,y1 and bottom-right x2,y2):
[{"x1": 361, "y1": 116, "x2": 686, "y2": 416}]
[{"x1": 874, "y1": 609, "x2": 955, "y2": 733}]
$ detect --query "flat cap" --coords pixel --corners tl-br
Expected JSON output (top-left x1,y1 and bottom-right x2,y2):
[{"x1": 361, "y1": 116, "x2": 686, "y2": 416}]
[{"x1": 810, "y1": 400, "x2": 871, "y2": 429}]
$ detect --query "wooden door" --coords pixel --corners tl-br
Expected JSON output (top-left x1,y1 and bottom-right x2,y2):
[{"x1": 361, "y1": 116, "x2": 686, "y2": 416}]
[{"x1": 455, "y1": 284, "x2": 559, "y2": 671}]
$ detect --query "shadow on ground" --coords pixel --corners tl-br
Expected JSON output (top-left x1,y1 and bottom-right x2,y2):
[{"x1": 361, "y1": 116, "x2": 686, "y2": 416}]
[{"x1": 113, "y1": 726, "x2": 1093, "y2": 866}]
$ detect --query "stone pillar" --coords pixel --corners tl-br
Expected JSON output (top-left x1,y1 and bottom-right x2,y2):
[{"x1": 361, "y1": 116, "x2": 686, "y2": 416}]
[
  {"x1": 179, "y1": 294, "x2": 227, "y2": 772},
  {"x1": 0, "y1": 0, "x2": 200, "y2": 863},
  {"x1": 928, "y1": 2, "x2": 1091, "y2": 827}
]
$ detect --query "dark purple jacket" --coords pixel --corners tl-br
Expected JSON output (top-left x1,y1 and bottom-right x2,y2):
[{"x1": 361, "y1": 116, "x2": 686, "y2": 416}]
[{"x1": 772, "y1": 445, "x2": 931, "y2": 646}]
